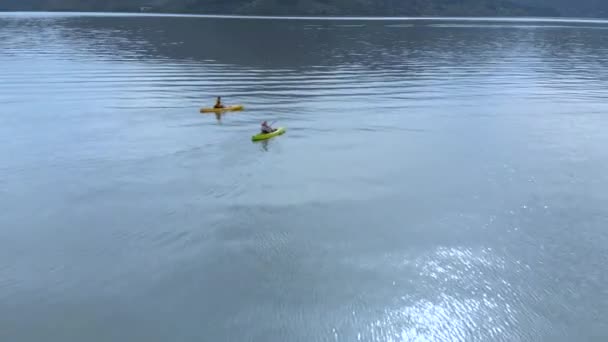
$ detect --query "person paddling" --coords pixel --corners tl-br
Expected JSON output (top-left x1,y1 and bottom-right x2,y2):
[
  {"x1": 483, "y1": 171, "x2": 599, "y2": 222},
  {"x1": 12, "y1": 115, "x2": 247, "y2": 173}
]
[
  {"x1": 214, "y1": 96, "x2": 224, "y2": 109},
  {"x1": 261, "y1": 121, "x2": 275, "y2": 134}
]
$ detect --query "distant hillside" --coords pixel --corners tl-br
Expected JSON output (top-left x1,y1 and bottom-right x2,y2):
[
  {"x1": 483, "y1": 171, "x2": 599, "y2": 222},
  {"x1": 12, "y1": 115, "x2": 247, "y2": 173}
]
[
  {"x1": 3, "y1": 0, "x2": 605, "y2": 17},
  {"x1": 514, "y1": 0, "x2": 608, "y2": 17}
]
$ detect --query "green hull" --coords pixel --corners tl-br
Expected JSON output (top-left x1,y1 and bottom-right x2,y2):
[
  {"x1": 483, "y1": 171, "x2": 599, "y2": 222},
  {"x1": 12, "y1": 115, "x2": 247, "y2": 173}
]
[{"x1": 252, "y1": 127, "x2": 286, "y2": 141}]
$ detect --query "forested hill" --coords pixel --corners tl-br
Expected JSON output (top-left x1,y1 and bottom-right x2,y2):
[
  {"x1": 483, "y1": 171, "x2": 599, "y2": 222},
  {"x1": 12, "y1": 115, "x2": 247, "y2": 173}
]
[
  {"x1": 513, "y1": 0, "x2": 608, "y2": 17},
  {"x1": 2, "y1": 0, "x2": 606, "y2": 17}
]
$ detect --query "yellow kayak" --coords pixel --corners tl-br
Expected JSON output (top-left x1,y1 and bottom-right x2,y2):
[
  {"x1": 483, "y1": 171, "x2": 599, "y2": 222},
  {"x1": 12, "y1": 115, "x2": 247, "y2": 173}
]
[
  {"x1": 252, "y1": 127, "x2": 286, "y2": 141},
  {"x1": 200, "y1": 105, "x2": 244, "y2": 113}
]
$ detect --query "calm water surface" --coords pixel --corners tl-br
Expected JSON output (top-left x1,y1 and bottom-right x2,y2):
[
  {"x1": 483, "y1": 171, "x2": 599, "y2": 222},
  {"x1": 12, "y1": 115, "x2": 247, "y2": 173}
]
[{"x1": 1, "y1": 12, "x2": 608, "y2": 342}]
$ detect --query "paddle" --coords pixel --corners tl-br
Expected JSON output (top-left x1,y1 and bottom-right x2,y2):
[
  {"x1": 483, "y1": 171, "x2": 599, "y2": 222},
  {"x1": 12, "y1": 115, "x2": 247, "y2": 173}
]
[{"x1": 269, "y1": 121, "x2": 278, "y2": 132}]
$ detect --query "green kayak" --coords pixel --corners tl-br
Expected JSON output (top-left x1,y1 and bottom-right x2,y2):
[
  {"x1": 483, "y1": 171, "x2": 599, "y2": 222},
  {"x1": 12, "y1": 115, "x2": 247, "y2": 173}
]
[{"x1": 252, "y1": 127, "x2": 286, "y2": 141}]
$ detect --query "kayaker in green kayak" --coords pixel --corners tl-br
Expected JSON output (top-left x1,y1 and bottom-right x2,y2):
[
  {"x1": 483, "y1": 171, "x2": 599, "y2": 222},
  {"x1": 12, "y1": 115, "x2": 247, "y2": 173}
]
[
  {"x1": 261, "y1": 121, "x2": 276, "y2": 134},
  {"x1": 213, "y1": 96, "x2": 224, "y2": 109}
]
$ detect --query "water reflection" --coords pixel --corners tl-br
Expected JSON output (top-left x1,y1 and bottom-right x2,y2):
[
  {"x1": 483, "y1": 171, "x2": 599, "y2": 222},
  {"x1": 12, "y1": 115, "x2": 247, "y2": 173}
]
[{"x1": 259, "y1": 139, "x2": 270, "y2": 151}]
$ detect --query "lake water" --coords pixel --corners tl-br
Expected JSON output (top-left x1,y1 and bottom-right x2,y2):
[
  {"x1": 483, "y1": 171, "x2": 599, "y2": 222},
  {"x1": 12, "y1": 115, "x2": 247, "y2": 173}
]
[{"x1": 1, "y1": 12, "x2": 608, "y2": 342}]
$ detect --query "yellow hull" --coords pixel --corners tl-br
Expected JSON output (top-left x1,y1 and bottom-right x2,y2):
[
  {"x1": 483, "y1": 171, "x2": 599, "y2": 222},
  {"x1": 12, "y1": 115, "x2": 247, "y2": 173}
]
[{"x1": 200, "y1": 105, "x2": 244, "y2": 113}]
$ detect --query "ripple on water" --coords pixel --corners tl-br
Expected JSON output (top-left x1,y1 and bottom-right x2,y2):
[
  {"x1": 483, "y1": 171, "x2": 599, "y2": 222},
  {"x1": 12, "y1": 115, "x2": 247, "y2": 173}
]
[
  {"x1": 2, "y1": 13, "x2": 608, "y2": 342},
  {"x1": 337, "y1": 246, "x2": 549, "y2": 341}
]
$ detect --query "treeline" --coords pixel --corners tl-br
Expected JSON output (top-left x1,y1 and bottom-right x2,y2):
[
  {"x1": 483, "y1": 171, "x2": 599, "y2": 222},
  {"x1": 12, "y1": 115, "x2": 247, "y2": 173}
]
[
  {"x1": 2, "y1": 0, "x2": 606, "y2": 17},
  {"x1": 513, "y1": 0, "x2": 608, "y2": 17}
]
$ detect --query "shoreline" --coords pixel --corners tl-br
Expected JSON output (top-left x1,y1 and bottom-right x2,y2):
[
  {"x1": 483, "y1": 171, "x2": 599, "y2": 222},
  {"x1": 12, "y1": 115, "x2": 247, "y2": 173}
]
[{"x1": 1, "y1": 11, "x2": 608, "y2": 24}]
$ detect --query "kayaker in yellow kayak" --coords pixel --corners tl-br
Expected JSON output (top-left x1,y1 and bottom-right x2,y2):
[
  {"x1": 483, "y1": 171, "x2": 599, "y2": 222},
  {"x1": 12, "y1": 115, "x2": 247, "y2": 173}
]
[
  {"x1": 213, "y1": 96, "x2": 224, "y2": 109},
  {"x1": 261, "y1": 121, "x2": 276, "y2": 134}
]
